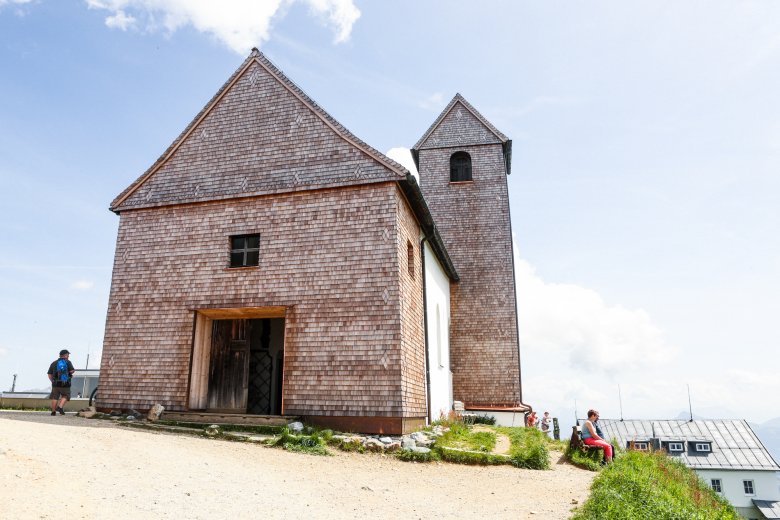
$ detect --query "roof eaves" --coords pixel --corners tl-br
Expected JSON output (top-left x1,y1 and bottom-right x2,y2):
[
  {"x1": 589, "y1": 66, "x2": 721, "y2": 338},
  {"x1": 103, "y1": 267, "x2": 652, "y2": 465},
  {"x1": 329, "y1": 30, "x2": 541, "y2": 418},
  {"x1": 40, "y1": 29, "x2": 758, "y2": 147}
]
[{"x1": 397, "y1": 174, "x2": 459, "y2": 282}]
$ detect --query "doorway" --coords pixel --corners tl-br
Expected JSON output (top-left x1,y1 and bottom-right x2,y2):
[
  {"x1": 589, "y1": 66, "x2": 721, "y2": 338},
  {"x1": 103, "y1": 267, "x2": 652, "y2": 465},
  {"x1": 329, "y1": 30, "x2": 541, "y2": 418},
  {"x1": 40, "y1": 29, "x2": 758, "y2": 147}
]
[{"x1": 189, "y1": 309, "x2": 285, "y2": 415}]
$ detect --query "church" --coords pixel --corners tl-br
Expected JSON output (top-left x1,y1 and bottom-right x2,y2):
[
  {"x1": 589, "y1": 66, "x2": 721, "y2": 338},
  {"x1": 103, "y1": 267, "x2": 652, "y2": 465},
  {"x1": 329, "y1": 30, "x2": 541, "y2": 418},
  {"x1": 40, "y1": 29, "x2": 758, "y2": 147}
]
[{"x1": 98, "y1": 49, "x2": 526, "y2": 434}]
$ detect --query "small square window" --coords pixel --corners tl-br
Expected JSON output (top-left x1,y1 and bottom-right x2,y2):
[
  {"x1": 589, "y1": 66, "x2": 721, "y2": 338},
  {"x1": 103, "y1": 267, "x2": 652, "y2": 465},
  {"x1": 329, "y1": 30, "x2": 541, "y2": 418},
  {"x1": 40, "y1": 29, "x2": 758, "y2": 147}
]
[
  {"x1": 711, "y1": 479, "x2": 722, "y2": 493},
  {"x1": 229, "y1": 234, "x2": 260, "y2": 268},
  {"x1": 743, "y1": 480, "x2": 754, "y2": 495},
  {"x1": 695, "y1": 443, "x2": 711, "y2": 452},
  {"x1": 668, "y1": 442, "x2": 684, "y2": 452},
  {"x1": 633, "y1": 442, "x2": 649, "y2": 451}
]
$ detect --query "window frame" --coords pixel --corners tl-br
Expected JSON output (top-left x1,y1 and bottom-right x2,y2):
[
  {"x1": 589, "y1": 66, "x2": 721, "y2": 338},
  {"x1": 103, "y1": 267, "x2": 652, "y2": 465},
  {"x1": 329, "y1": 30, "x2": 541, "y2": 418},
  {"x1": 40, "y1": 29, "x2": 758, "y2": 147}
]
[
  {"x1": 695, "y1": 442, "x2": 711, "y2": 452},
  {"x1": 668, "y1": 442, "x2": 684, "y2": 452},
  {"x1": 449, "y1": 151, "x2": 473, "y2": 183},
  {"x1": 743, "y1": 479, "x2": 755, "y2": 495},
  {"x1": 710, "y1": 479, "x2": 722, "y2": 493},
  {"x1": 633, "y1": 442, "x2": 649, "y2": 451},
  {"x1": 228, "y1": 234, "x2": 260, "y2": 269},
  {"x1": 407, "y1": 240, "x2": 415, "y2": 279}
]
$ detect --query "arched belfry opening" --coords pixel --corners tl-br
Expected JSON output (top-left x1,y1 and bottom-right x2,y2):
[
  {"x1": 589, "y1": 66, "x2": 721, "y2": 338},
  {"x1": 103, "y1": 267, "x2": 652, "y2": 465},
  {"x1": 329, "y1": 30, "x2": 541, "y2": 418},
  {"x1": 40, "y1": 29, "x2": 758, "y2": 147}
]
[{"x1": 449, "y1": 151, "x2": 472, "y2": 182}]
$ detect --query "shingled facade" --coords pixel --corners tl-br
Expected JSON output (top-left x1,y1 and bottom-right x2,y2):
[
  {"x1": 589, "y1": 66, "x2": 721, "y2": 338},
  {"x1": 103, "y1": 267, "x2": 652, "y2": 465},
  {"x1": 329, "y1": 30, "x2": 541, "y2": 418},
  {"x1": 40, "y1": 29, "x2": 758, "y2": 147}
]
[
  {"x1": 100, "y1": 50, "x2": 523, "y2": 433},
  {"x1": 412, "y1": 95, "x2": 523, "y2": 410}
]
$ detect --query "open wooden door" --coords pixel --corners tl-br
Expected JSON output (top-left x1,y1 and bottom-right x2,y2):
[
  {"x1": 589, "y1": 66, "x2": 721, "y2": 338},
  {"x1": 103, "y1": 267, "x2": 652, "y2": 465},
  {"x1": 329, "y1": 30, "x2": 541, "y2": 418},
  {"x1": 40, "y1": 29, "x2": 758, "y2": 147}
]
[{"x1": 207, "y1": 319, "x2": 250, "y2": 411}]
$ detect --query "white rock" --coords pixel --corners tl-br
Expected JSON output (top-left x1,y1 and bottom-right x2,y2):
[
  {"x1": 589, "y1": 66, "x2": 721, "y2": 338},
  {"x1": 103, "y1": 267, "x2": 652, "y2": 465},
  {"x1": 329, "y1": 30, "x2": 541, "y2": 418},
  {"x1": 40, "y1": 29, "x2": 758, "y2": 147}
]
[{"x1": 147, "y1": 404, "x2": 165, "y2": 422}]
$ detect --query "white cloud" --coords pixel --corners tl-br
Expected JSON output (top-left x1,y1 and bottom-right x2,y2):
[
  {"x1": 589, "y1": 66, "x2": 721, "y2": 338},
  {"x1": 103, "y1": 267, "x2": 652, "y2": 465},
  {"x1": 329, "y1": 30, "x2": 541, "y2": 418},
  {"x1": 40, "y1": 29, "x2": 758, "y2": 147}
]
[
  {"x1": 418, "y1": 92, "x2": 445, "y2": 111},
  {"x1": 515, "y1": 252, "x2": 674, "y2": 375},
  {"x1": 0, "y1": 0, "x2": 32, "y2": 6},
  {"x1": 0, "y1": 345, "x2": 6, "y2": 357},
  {"x1": 385, "y1": 147, "x2": 418, "y2": 182},
  {"x1": 105, "y1": 9, "x2": 135, "y2": 30},
  {"x1": 85, "y1": 0, "x2": 360, "y2": 53},
  {"x1": 71, "y1": 280, "x2": 95, "y2": 291}
]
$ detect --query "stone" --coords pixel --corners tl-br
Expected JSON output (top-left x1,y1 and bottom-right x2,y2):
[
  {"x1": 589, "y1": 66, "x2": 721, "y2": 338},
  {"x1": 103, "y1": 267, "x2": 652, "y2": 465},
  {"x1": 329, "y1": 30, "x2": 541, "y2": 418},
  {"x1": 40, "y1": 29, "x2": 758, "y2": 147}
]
[
  {"x1": 416, "y1": 438, "x2": 434, "y2": 448},
  {"x1": 205, "y1": 424, "x2": 221, "y2": 437},
  {"x1": 378, "y1": 437, "x2": 393, "y2": 444},
  {"x1": 78, "y1": 410, "x2": 97, "y2": 419},
  {"x1": 385, "y1": 442, "x2": 402, "y2": 452},
  {"x1": 147, "y1": 404, "x2": 165, "y2": 422},
  {"x1": 125, "y1": 415, "x2": 136, "y2": 421},
  {"x1": 410, "y1": 432, "x2": 428, "y2": 442},
  {"x1": 287, "y1": 421, "x2": 304, "y2": 433},
  {"x1": 363, "y1": 438, "x2": 385, "y2": 452},
  {"x1": 401, "y1": 437, "x2": 416, "y2": 449},
  {"x1": 109, "y1": 410, "x2": 122, "y2": 417},
  {"x1": 410, "y1": 446, "x2": 431, "y2": 454}
]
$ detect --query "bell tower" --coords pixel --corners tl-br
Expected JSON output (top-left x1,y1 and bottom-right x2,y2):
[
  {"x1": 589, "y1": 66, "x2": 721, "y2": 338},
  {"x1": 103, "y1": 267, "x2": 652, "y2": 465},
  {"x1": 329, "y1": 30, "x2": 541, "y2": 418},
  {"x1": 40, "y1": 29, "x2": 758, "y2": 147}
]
[{"x1": 412, "y1": 94, "x2": 522, "y2": 409}]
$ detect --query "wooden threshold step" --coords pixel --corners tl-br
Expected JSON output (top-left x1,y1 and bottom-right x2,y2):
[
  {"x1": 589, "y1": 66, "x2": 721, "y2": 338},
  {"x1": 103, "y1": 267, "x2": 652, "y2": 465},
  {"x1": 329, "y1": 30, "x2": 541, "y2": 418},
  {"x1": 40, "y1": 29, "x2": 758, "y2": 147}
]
[{"x1": 161, "y1": 411, "x2": 294, "y2": 426}]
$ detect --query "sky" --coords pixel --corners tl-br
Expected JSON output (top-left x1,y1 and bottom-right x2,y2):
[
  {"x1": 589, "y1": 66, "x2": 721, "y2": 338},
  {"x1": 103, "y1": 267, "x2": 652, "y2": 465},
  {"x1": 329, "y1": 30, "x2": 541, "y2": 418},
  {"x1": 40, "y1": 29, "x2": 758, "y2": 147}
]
[{"x1": 1, "y1": 0, "x2": 779, "y2": 427}]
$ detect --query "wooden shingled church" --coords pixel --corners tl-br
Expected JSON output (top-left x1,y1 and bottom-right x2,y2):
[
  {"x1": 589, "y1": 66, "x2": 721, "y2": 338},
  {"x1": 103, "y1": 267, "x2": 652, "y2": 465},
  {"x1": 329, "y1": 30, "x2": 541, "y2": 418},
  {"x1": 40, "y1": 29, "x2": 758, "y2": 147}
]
[{"x1": 99, "y1": 49, "x2": 527, "y2": 434}]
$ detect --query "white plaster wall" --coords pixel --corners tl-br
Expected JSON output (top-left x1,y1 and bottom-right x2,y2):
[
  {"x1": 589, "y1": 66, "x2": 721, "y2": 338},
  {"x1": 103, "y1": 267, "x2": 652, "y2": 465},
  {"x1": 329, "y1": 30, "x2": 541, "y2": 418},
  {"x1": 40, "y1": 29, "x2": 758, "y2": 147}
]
[
  {"x1": 467, "y1": 410, "x2": 527, "y2": 428},
  {"x1": 696, "y1": 468, "x2": 780, "y2": 510},
  {"x1": 423, "y1": 241, "x2": 452, "y2": 422}
]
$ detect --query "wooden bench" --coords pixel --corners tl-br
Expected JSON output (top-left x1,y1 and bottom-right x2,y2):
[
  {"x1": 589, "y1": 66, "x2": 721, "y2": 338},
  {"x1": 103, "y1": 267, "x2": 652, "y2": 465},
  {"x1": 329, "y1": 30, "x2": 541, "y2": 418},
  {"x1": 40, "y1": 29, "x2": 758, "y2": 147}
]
[{"x1": 570, "y1": 426, "x2": 605, "y2": 454}]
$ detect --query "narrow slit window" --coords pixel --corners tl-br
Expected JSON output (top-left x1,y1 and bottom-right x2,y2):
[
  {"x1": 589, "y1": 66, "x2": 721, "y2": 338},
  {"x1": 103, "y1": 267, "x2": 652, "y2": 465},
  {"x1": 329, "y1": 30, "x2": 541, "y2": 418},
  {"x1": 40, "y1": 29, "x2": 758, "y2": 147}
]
[
  {"x1": 407, "y1": 241, "x2": 415, "y2": 278},
  {"x1": 229, "y1": 234, "x2": 260, "y2": 268},
  {"x1": 450, "y1": 151, "x2": 472, "y2": 182}
]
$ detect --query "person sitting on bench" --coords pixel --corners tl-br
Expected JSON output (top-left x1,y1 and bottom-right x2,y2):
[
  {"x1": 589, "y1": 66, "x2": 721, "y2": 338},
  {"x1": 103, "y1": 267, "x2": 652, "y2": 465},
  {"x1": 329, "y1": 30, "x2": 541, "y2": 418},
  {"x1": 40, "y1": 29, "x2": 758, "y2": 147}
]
[{"x1": 582, "y1": 409, "x2": 613, "y2": 463}]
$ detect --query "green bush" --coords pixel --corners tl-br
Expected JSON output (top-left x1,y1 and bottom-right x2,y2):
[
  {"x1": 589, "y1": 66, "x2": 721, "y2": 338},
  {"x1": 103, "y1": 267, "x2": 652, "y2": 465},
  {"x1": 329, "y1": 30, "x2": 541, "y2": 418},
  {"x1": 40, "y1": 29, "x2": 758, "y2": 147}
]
[
  {"x1": 472, "y1": 414, "x2": 497, "y2": 425},
  {"x1": 565, "y1": 442, "x2": 605, "y2": 471},
  {"x1": 571, "y1": 451, "x2": 739, "y2": 520},
  {"x1": 397, "y1": 448, "x2": 441, "y2": 463}
]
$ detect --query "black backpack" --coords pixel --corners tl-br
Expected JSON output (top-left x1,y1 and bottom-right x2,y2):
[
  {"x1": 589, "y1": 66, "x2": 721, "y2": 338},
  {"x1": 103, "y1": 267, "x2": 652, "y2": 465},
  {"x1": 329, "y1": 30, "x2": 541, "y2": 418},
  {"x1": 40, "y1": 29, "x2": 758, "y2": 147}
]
[{"x1": 55, "y1": 359, "x2": 69, "y2": 385}]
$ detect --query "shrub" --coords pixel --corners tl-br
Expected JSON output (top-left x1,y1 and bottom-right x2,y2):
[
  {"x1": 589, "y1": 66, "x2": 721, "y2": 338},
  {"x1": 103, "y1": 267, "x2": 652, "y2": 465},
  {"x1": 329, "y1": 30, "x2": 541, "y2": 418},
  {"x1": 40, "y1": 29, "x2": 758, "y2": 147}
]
[
  {"x1": 571, "y1": 451, "x2": 739, "y2": 520},
  {"x1": 431, "y1": 410, "x2": 465, "y2": 428},
  {"x1": 472, "y1": 414, "x2": 497, "y2": 426},
  {"x1": 565, "y1": 442, "x2": 605, "y2": 471}
]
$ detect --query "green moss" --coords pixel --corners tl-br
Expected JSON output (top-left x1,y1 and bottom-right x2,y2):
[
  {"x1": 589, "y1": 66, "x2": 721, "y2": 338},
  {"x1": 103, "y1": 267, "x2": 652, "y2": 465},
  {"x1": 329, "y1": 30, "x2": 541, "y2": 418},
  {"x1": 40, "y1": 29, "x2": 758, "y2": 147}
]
[
  {"x1": 154, "y1": 420, "x2": 284, "y2": 436},
  {"x1": 571, "y1": 451, "x2": 739, "y2": 520}
]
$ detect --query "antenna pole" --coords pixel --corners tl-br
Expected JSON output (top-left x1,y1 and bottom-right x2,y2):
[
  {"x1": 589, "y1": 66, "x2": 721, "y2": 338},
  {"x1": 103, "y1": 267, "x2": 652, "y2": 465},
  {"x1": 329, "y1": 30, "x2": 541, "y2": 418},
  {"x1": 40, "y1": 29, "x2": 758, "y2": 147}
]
[
  {"x1": 10, "y1": 374, "x2": 17, "y2": 392},
  {"x1": 618, "y1": 384, "x2": 624, "y2": 421},
  {"x1": 574, "y1": 399, "x2": 579, "y2": 425},
  {"x1": 687, "y1": 384, "x2": 693, "y2": 422}
]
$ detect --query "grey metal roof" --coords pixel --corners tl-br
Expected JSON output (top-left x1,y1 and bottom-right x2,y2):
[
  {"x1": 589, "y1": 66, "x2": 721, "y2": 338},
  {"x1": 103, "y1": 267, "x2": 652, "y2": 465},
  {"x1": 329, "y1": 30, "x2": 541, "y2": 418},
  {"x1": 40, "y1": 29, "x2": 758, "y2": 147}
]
[
  {"x1": 597, "y1": 419, "x2": 780, "y2": 471},
  {"x1": 754, "y1": 499, "x2": 780, "y2": 519}
]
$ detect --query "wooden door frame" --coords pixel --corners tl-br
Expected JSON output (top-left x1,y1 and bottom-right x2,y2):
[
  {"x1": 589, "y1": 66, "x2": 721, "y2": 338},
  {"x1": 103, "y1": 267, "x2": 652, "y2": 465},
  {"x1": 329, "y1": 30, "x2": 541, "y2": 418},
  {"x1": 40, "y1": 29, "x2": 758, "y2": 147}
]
[{"x1": 187, "y1": 306, "x2": 287, "y2": 411}]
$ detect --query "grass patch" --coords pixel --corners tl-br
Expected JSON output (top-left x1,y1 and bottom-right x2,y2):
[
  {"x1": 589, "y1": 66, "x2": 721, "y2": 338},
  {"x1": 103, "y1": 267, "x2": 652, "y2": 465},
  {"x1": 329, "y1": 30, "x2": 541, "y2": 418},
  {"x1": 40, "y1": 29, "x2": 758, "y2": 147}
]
[
  {"x1": 273, "y1": 429, "x2": 329, "y2": 456},
  {"x1": 397, "y1": 449, "x2": 441, "y2": 463},
  {"x1": 571, "y1": 450, "x2": 739, "y2": 520},
  {"x1": 500, "y1": 427, "x2": 550, "y2": 469},
  {"x1": 438, "y1": 446, "x2": 508, "y2": 465},
  {"x1": 471, "y1": 414, "x2": 497, "y2": 425},
  {"x1": 436, "y1": 423, "x2": 496, "y2": 452},
  {"x1": 154, "y1": 420, "x2": 284, "y2": 436}
]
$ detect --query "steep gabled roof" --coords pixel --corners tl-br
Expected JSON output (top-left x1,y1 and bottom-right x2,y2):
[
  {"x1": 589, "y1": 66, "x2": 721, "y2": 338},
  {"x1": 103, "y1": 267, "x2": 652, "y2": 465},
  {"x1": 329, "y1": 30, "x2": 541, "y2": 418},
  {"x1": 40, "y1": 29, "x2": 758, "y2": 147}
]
[
  {"x1": 411, "y1": 93, "x2": 512, "y2": 175},
  {"x1": 412, "y1": 93, "x2": 509, "y2": 150},
  {"x1": 111, "y1": 49, "x2": 409, "y2": 212}
]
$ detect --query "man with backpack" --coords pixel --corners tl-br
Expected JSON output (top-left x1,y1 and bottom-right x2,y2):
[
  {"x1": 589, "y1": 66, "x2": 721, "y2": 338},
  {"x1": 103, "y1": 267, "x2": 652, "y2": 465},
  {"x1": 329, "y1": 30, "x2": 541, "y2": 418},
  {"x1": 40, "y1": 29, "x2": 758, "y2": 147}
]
[{"x1": 47, "y1": 349, "x2": 75, "y2": 416}]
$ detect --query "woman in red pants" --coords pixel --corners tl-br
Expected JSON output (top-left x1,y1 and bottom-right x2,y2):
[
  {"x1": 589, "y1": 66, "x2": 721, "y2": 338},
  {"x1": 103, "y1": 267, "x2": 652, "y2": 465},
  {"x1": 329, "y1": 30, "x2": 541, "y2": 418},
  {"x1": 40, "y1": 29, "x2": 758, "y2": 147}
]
[{"x1": 582, "y1": 409, "x2": 613, "y2": 463}]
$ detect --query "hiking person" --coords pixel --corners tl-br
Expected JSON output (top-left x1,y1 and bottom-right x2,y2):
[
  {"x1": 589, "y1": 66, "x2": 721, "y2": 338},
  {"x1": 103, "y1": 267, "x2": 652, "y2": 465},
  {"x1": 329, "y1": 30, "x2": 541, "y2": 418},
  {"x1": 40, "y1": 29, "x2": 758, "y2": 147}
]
[
  {"x1": 582, "y1": 409, "x2": 613, "y2": 463},
  {"x1": 47, "y1": 349, "x2": 75, "y2": 416},
  {"x1": 527, "y1": 411, "x2": 538, "y2": 428},
  {"x1": 540, "y1": 411, "x2": 552, "y2": 434}
]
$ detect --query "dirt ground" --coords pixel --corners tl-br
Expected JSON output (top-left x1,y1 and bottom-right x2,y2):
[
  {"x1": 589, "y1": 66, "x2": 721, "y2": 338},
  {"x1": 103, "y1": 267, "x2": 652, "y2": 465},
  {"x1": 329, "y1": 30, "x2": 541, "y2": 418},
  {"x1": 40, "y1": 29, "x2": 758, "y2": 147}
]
[{"x1": 0, "y1": 411, "x2": 594, "y2": 519}]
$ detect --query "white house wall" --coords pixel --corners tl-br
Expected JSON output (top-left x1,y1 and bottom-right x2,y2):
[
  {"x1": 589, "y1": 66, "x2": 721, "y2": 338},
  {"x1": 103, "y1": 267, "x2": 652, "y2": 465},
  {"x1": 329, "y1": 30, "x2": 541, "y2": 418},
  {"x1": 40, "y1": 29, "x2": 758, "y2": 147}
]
[
  {"x1": 424, "y1": 241, "x2": 452, "y2": 421},
  {"x1": 696, "y1": 468, "x2": 780, "y2": 517}
]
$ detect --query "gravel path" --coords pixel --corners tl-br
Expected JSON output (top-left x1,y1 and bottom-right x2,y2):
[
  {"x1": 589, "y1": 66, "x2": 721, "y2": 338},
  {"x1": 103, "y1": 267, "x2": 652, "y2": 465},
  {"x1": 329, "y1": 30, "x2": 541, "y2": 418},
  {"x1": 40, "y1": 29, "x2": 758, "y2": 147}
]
[{"x1": 0, "y1": 411, "x2": 594, "y2": 519}]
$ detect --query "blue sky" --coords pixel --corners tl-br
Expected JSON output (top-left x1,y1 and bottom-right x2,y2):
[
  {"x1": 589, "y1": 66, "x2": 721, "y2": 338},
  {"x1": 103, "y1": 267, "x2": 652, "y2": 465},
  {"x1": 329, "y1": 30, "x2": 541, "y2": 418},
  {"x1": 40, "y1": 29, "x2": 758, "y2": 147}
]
[{"x1": 1, "y1": 1, "x2": 779, "y2": 425}]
